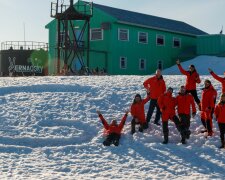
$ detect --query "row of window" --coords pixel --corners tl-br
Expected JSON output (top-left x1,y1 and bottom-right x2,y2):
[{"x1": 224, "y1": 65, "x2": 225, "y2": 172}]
[
  {"x1": 90, "y1": 28, "x2": 181, "y2": 48},
  {"x1": 120, "y1": 57, "x2": 163, "y2": 70}
]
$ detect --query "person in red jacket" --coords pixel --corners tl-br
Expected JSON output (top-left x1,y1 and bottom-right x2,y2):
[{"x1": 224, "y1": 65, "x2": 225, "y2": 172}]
[
  {"x1": 176, "y1": 86, "x2": 196, "y2": 139},
  {"x1": 97, "y1": 110, "x2": 129, "y2": 146},
  {"x1": 214, "y1": 93, "x2": 225, "y2": 148},
  {"x1": 143, "y1": 69, "x2": 166, "y2": 126},
  {"x1": 200, "y1": 80, "x2": 217, "y2": 136},
  {"x1": 176, "y1": 60, "x2": 201, "y2": 107},
  {"x1": 130, "y1": 91, "x2": 150, "y2": 134},
  {"x1": 208, "y1": 68, "x2": 225, "y2": 93},
  {"x1": 158, "y1": 87, "x2": 187, "y2": 144}
]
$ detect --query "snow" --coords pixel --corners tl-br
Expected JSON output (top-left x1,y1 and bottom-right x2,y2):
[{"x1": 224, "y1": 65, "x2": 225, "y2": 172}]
[
  {"x1": 0, "y1": 73, "x2": 225, "y2": 179},
  {"x1": 162, "y1": 55, "x2": 225, "y2": 75}
]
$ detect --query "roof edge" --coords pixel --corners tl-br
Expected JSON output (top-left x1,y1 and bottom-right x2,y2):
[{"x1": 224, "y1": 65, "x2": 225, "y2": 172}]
[{"x1": 117, "y1": 21, "x2": 204, "y2": 37}]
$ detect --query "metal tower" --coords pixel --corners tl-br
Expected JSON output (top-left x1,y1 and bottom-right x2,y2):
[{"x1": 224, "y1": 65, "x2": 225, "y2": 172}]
[{"x1": 51, "y1": 0, "x2": 93, "y2": 74}]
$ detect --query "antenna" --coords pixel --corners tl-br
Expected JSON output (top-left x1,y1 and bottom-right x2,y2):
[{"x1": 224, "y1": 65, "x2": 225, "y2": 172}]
[
  {"x1": 23, "y1": 22, "x2": 26, "y2": 42},
  {"x1": 70, "y1": 0, "x2": 73, "y2": 7}
]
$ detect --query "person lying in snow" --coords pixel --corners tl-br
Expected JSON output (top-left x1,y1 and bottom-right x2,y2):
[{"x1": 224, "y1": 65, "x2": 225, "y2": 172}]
[
  {"x1": 130, "y1": 90, "x2": 150, "y2": 134},
  {"x1": 97, "y1": 110, "x2": 129, "y2": 146}
]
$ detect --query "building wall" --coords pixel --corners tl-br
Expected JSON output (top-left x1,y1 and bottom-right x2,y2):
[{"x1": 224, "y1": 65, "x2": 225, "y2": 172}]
[
  {"x1": 46, "y1": 20, "x2": 58, "y2": 75},
  {"x1": 197, "y1": 34, "x2": 225, "y2": 56},
  {"x1": 46, "y1": 5, "x2": 198, "y2": 75},
  {"x1": 107, "y1": 23, "x2": 197, "y2": 75}
]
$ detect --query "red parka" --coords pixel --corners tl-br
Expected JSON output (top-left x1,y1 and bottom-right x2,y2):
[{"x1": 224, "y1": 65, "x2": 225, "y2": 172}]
[
  {"x1": 131, "y1": 96, "x2": 150, "y2": 124},
  {"x1": 214, "y1": 102, "x2": 225, "y2": 123},
  {"x1": 176, "y1": 93, "x2": 196, "y2": 115},
  {"x1": 201, "y1": 85, "x2": 217, "y2": 112},
  {"x1": 177, "y1": 64, "x2": 201, "y2": 90},
  {"x1": 200, "y1": 85, "x2": 217, "y2": 121},
  {"x1": 143, "y1": 75, "x2": 166, "y2": 99},
  {"x1": 99, "y1": 114, "x2": 128, "y2": 135},
  {"x1": 210, "y1": 71, "x2": 225, "y2": 93},
  {"x1": 157, "y1": 92, "x2": 176, "y2": 122}
]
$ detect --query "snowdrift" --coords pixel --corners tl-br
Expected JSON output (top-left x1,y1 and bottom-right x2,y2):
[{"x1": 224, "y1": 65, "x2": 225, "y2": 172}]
[{"x1": 163, "y1": 55, "x2": 225, "y2": 75}]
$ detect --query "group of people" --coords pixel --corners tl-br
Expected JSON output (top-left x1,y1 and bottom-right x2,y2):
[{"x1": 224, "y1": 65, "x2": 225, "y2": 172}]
[{"x1": 97, "y1": 60, "x2": 225, "y2": 149}]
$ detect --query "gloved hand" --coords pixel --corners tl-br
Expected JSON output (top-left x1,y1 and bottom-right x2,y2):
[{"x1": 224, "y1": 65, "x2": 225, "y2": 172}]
[{"x1": 96, "y1": 110, "x2": 101, "y2": 115}]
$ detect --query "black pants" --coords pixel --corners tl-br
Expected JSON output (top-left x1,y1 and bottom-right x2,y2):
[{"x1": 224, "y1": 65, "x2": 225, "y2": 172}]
[
  {"x1": 201, "y1": 119, "x2": 212, "y2": 133},
  {"x1": 162, "y1": 116, "x2": 186, "y2": 140},
  {"x1": 179, "y1": 114, "x2": 190, "y2": 129},
  {"x1": 211, "y1": 98, "x2": 217, "y2": 119},
  {"x1": 218, "y1": 123, "x2": 225, "y2": 143},
  {"x1": 186, "y1": 90, "x2": 200, "y2": 104},
  {"x1": 131, "y1": 118, "x2": 147, "y2": 134},
  {"x1": 146, "y1": 99, "x2": 161, "y2": 124},
  {"x1": 103, "y1": 133, "x2": 121, "y2": 146}
]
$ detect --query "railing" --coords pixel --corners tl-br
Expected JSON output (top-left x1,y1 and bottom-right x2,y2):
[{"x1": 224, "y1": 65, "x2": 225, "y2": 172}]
[
  {"x1": 51, "y1": 0, "x2": 93, "y2": 17},
  {"x1": 1, "y1": 41, "x2": 48, "y2": 51}
]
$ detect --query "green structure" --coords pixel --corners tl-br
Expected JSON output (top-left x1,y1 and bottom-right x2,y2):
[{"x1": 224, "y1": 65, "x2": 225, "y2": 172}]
[
  {"x1": 197, "y1": 34, "x2": 225, "y2": 56},
  {"x1": 46, "y1": 1, "x2": 209, "y2": 75}
]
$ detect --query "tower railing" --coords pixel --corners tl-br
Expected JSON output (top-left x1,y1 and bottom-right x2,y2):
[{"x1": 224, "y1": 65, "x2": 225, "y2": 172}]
[{"x1": 51, "y1": 0, "x2": 93, "y2": 18}]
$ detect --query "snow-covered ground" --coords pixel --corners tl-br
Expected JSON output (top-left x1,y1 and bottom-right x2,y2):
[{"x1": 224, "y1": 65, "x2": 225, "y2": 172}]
[
  {"x1": 0, "y1": 74, "x2": 225, "y2": 179},
  {"x1": 163, "y1": 55, "x2": 225, "y2": 75}
]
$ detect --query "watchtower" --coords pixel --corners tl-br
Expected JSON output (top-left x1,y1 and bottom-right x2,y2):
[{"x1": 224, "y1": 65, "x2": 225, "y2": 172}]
[{"x1": 51, "y1": 0, "x2": 93, "y2": 74}]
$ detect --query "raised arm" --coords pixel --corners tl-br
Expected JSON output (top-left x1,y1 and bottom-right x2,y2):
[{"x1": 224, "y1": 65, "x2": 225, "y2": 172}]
[
  {"x1": 97, "y1": 111, "x2": 109, "y2": 130},
  {"x1": 176, "y1": 59, "x2": 188, "y2": 76},
  {"x1": 118, "y1": 111, "x2": 129, "y2": 129},
  {"x1": 209, "y1": 69, "x2": 224, "y2": 83}
]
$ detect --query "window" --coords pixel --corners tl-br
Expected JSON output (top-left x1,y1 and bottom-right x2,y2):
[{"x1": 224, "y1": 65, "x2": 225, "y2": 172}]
[
  {"x1": 138, "y1": 32, "x2": 148, "y2": 44},
  {"x1": 173, "y1": 37, "x2": 181, "y2": 48},
  {"x1": 90, "y1": 28, "x2": 103, "y2": 41},
  {"x1": 156, "y1": 35, "x2": 165, "y2": 46},
  {"x1": 120, "y1": 57, "x2": 127, "y2": 69},
  {"x1": 118, "y1": 29, "x2": 129, "y2": 41},
  {"x1": 157, "y1": 60, "x2": 163, "y2": 70},
  {"x1": 139, "y1": 59, "x2": 146, "y2": 70}
]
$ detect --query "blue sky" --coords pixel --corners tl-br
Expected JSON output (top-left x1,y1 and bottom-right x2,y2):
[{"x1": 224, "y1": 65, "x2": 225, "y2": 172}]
[{"x1": 0, "y1": 0, "x2": 224, "y2": 44}]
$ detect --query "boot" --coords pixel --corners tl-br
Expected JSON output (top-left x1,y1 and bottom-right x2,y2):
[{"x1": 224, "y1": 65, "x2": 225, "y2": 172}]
[
  {"x1": 154, "y1": 121, "x2": 161, "y2": 126},
  {"x1": 181, "y1": 137, "x2": 186, "y2": 144},
  {"x1": 143, "y1": 122, "x2": 148, "y2": 129},
  {"x1": 219, "y1": 141, "x2": 225, "y2": 149},
  {"x1": 103, "y1": 140, "x2": 111, "y2": 146},
  {"x1": 185, "y1": 130, "x2": 191, "y2": 139},
  {"x1": 162, "y1": 136, "x2": 168, "y2": 144},
  {"x1": 139, "y1": 126, "x2": 143, "y2": 132},
  {"x1": 113, "y1": 140, "x2": 119, "y2": 146},
  {"x1": 200, "y1": 129, "x2": 207, "y2": 133}
]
